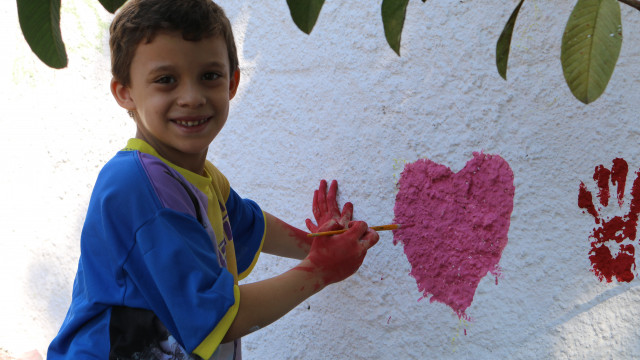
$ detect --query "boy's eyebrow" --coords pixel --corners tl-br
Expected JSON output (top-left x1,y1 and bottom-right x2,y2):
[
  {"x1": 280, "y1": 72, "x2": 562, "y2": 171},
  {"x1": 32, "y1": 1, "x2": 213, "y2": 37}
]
[
  {"x1": 146, "y1": 61, "x2": 228, "y2": 76},
  {"x1": 202, "y1": 60, "x2": 228, "y2": 70},
  {"x1": 146, "y1": 64, "x2": 176, "y2": 77}
]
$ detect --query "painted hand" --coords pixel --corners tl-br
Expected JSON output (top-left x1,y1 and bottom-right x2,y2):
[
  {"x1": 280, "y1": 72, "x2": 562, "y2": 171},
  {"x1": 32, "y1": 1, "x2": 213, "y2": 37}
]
[
  {"x1": 579, "y1": 158, "x2": 640, "y2": 282},
  {"x1": 305, "y1": 179, "x2": 353, "y2": 233},
  {"x1": 305, "y1": 221, "x2": 379, "y2": 286}
]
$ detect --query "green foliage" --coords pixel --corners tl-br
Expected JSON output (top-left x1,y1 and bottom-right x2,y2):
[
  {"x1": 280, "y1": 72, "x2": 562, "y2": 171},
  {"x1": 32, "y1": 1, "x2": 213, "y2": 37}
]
[
  {"x1": 286, "y1": 0, "x2": 325, "y2": 34},
  {"x1": 381, "y1": 0, "x2": 410, "y2": 55},
  {"x1": 17, "y1": 0, "x2": 67, "y2": 69},
  {"x1": 98, "y1": 0, "x2": 127, "y2": 13},
  {"x1": 16, "y1": 0, "x2": 126, "y2": 69},
  {"x1": 496, "y1": 0, "x2": 525, "y2": 80},
  {"x1": 282, "y1": 0, "x2": 634, "y2": 104},
  {"x1": 15, "y1": 0, "x2": 638, "y2": 104},
  {"x1": 561, "y1": 0, "x2": 622, "y2": 104}
]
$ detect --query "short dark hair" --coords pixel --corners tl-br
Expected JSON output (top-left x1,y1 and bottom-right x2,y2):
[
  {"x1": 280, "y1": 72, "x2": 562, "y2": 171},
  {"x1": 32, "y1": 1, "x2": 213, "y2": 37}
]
[{"x1": 109, "y1": 0, "x2": 239, "y2": 87}]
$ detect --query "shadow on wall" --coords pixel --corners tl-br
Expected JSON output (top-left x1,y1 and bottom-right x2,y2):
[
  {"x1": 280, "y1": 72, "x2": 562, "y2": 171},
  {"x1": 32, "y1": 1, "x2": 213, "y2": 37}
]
[
  {"x1": 549, "y1": 281, "x2": 640, "y2": 358},
  {"x1": 25, "y1": 248, "x2": 76, "y2": 355},
  {"x1": 548, "y1": 283, "x2": 640, "y2": 330}
]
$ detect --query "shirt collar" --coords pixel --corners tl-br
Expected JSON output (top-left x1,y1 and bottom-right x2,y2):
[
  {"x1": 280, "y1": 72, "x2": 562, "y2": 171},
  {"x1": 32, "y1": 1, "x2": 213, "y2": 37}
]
[{"x1": 123, "y1": 138, "x2": 212, "y2": 192}]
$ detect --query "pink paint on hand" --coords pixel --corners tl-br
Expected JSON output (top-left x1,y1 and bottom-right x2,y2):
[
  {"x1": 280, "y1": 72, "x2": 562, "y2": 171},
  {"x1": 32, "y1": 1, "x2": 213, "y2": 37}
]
[
  {"x1": 393, "y1": 152, "x2": 515, "y2": 319},
  {"x1": 579, "y1": 158, "x2": 640, "y2": 283}
]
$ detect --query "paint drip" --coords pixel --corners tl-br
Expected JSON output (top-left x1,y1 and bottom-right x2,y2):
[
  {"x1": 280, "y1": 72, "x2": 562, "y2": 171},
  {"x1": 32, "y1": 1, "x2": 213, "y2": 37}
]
[
  {"x1": 393, "y1": 152, "x2": 515, "y2": 319},
  {"x1": 578, "y1": 158, "x2": 640, "y2": 283}
]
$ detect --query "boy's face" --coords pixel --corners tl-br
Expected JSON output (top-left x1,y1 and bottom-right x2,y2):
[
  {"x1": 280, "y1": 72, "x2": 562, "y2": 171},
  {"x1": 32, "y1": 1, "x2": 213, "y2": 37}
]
[{"x1": 111, "y1": 31, "x2": 239, "y2": 173}]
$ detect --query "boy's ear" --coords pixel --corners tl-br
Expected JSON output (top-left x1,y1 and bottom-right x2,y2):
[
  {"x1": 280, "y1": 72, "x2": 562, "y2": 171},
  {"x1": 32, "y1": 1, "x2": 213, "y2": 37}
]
[
  {"x1": 229, "y1": 69, "x2": 240, "y2": 100},
  {"x1": 110, "y1": 78, "x2": 136, "y2": 111}
]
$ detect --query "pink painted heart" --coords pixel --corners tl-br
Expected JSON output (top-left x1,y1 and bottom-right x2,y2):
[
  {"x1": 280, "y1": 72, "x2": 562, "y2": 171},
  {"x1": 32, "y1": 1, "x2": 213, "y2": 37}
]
[{"x1": 393, "y1": 152, "x2": 515, "y2": 319}]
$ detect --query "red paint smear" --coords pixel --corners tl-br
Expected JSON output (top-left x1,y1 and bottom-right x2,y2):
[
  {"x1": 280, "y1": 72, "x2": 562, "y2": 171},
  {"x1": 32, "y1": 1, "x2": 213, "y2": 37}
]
[
  {"x1": 305, "y1": 179, "x2": 353, "y2": 234},
  {"x1": 293, "y1": 265, "x2": 323, "y2": 291},
  {"x1": 594, "y1": 165, "x2": 611, "y2": 207},
  {"x1": 578, "y1": 182, "x2": 599, "y2": 223},
  {"x1": 393, "y1": 152, "x2": 515, "y2": 319},
  {"x1": 589, "y1": 244, "x2": 635, "y2": 282},
  {"x1": 611, "y1": 158, "x2": 628, "y2": 207},
  {"x1": 276, "y1": 217, "x2": 313, "y2": 252},
  {"x1": 579, "y1": 158, "x2": 640, "y2": 283},
  {"x1": 296, "y1": 222, "x2": 371, "y2": 287}
]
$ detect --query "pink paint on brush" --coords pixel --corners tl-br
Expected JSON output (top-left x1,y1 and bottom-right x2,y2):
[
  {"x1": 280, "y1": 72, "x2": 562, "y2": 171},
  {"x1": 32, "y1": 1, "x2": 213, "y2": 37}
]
[{"x1": 393, "y1": 152, "x2": 515, "y2": 319}]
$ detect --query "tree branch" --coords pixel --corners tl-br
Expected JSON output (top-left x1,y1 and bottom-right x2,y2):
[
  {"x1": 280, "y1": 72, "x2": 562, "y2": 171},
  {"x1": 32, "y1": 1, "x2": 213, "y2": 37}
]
[{"x1": 619, "y1": 0, "x2": 640, "y2": 11}]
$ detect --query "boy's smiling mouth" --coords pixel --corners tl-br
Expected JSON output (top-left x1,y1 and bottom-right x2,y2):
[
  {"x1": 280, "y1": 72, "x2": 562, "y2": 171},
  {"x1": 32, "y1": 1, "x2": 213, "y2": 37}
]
[{"x1": 172, "y1": 116, "x2": 211, "y2": 128}]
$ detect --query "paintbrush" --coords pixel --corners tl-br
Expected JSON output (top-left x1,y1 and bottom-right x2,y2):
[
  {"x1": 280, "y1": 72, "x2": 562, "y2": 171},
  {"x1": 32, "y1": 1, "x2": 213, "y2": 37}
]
[{"x1": 307, "y1": 224, "x2": 412, "y2": 237}]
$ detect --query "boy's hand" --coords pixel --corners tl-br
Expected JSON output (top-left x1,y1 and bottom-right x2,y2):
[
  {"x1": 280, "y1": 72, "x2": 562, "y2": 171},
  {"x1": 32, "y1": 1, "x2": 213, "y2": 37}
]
[
  {"x1": 302, "y1": 221, "x2": 379, "y2": 287},
  {"x1": 305, "y1": 179, "x2": 353, "y2": 233}
]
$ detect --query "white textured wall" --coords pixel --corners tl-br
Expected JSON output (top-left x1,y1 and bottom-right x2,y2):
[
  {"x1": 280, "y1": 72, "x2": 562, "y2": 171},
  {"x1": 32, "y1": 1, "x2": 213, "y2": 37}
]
[{"x1": 2, "y1": 0, "x2": 640, "y2": 359}]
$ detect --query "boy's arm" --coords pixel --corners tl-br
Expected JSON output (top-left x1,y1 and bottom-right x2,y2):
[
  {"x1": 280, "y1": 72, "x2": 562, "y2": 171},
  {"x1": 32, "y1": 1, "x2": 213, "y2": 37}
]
[
  {"x1": 222, "y1": 221, "x2": 379, "y2": 342},
  {"x1": 262, "y1": 180, "x2": 353, "y2": 260}
]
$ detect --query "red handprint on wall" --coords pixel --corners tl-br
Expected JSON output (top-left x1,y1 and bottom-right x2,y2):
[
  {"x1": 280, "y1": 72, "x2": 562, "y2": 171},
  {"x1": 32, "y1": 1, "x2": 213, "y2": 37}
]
[{"x1": 578, "y1": 158, "x2": 640, "y2": 282}]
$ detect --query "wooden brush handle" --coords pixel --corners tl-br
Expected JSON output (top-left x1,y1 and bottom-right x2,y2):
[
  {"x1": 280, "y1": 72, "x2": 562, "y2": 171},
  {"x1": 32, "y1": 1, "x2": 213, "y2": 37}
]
[{"x1": 307, "y1": 224, "x2": 401, "y2": 237}]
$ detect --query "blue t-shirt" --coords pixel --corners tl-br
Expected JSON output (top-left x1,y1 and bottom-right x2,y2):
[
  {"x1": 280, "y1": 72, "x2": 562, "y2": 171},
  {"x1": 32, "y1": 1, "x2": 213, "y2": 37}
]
[{"x1": 48, "y1": 139, "x2": 265, "y2": 359}]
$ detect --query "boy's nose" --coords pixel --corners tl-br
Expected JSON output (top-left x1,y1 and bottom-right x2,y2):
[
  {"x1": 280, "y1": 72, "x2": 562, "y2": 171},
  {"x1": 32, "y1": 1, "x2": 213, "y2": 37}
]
[{"x1": 176, "y1": 83, "x2": 205, "y2": 108}]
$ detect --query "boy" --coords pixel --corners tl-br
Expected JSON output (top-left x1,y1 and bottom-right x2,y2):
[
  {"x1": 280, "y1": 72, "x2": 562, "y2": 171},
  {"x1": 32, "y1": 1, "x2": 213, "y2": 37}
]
[{"x1": 47, "y1": 0, "x2": 379, "y2": 359}]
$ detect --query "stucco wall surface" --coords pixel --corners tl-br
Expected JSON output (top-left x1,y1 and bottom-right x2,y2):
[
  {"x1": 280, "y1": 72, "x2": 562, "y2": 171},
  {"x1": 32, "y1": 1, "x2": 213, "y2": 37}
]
[{"x1": 1, "y1": 0, "x2": 640, "y2": 359}]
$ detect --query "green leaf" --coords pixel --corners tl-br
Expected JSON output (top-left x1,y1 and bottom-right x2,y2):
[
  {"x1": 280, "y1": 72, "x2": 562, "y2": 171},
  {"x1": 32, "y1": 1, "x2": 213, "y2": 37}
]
[
  {"x1": 496, "y1": 0, "x2": 525, "y2": 80},
  {"x1": 382, "y1": 0, "x2": 409, "y2": 56},
  {"x1": 98, "y1": 0, "x2": 127, "y2": 14},
  {"x1": 17, "y1": 0, "x2": 67, "y2": 69},
  {"x1": 561, "y1": 0, "x2": 622, "y2": 104},
  {"x1": 286, "y1": 0, "x2": 325, "y2": 34}
]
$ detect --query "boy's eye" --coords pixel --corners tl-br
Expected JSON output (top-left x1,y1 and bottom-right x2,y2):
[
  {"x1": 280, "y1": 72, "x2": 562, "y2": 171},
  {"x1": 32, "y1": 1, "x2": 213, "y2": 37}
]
[
  {"x1": 202, "y1": 72, "x2": 221, "y2": 81},
  {"x1": 155, "y1": 76, "x2": 175, "y2": 84}
]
